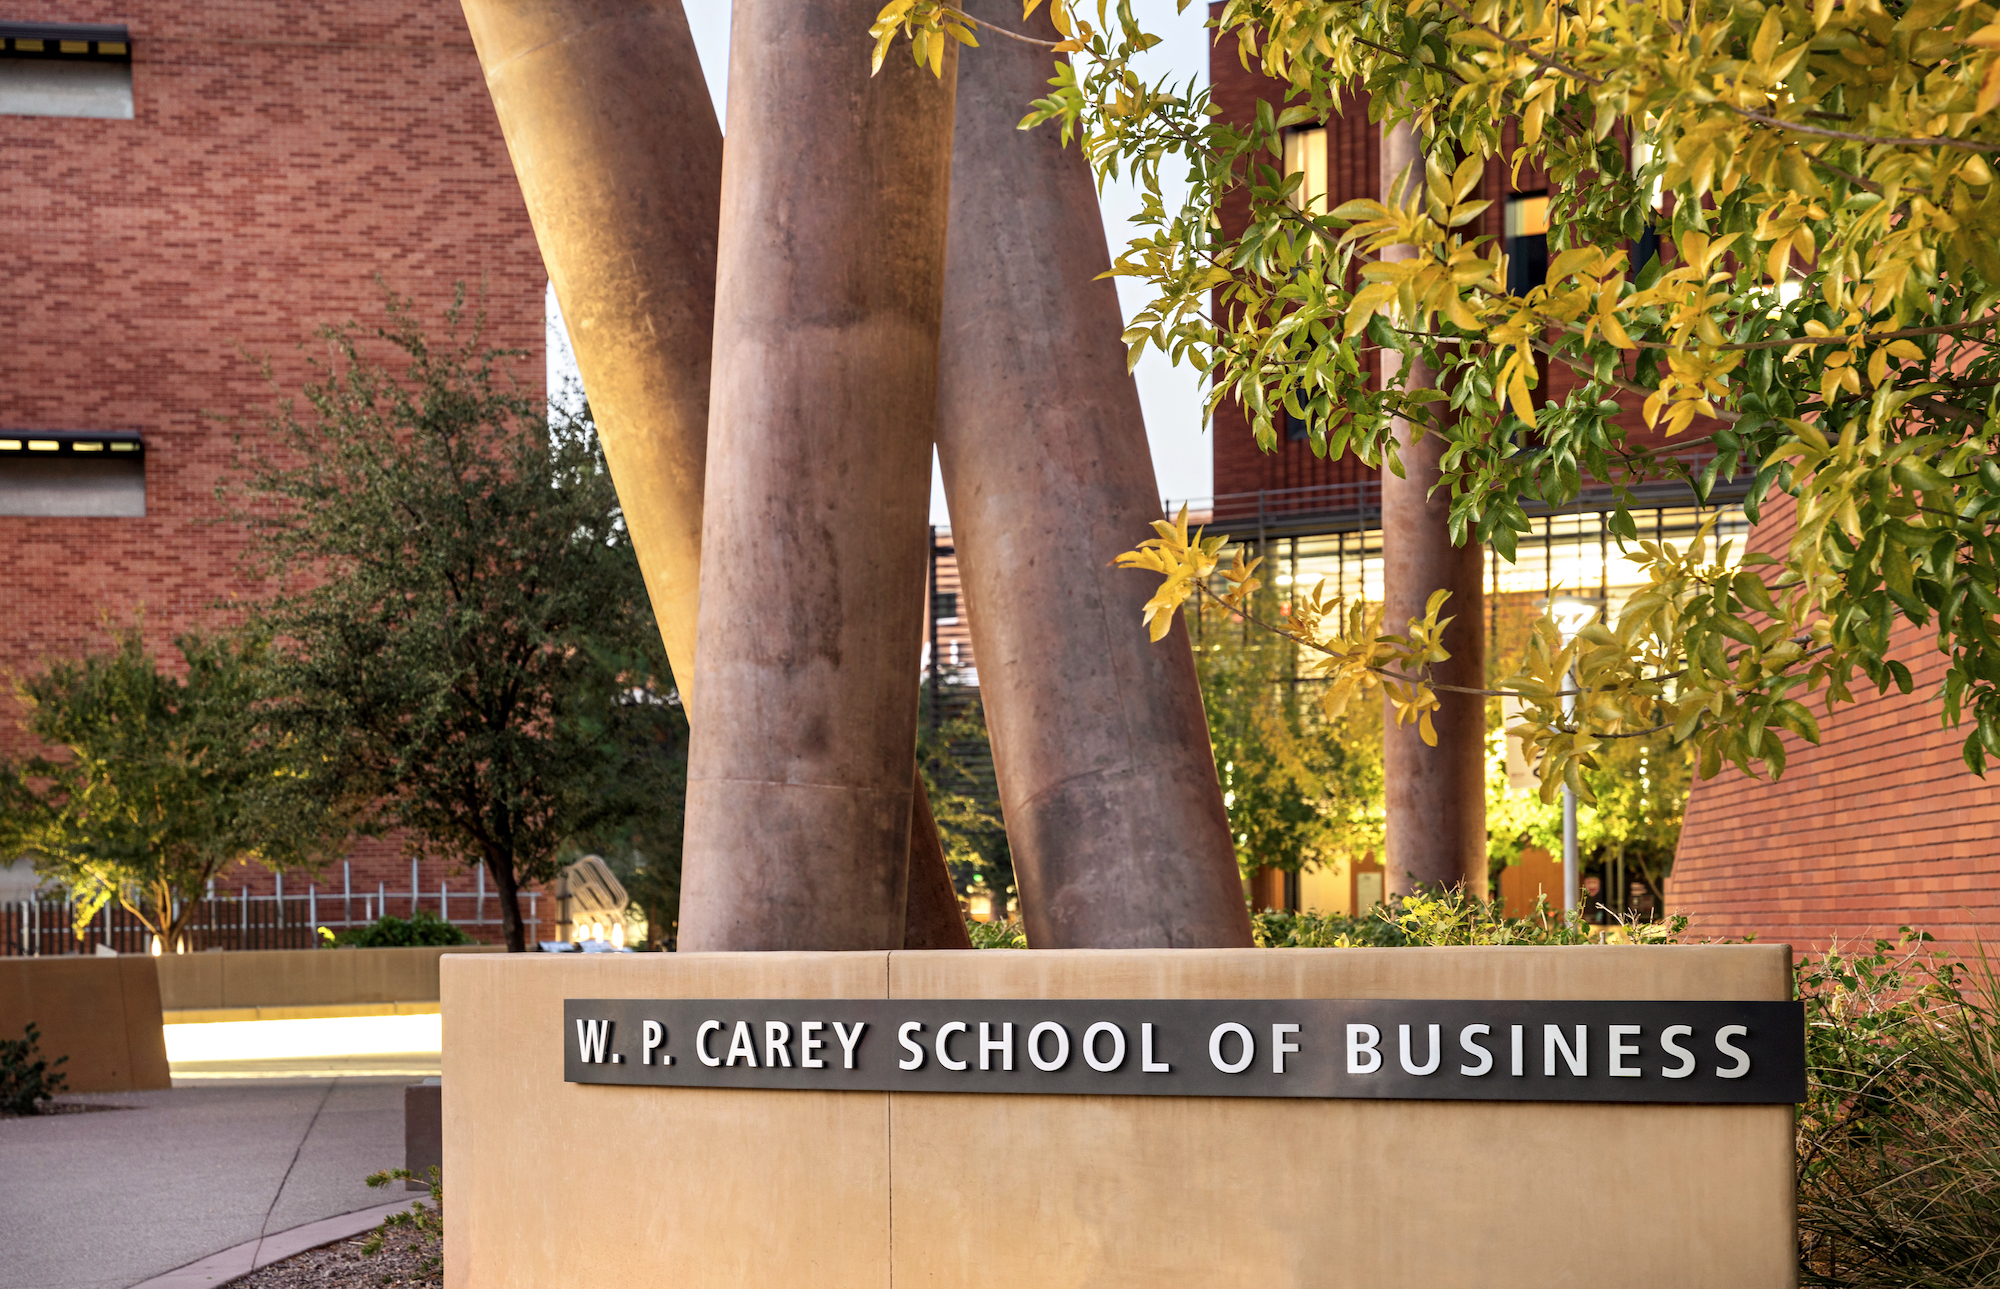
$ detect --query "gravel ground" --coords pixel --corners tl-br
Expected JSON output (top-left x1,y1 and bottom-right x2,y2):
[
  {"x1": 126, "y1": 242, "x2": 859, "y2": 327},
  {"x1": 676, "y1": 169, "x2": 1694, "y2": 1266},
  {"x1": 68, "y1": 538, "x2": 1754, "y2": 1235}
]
[{"x1": 236, "y1": 1224, "x2": 441, "y2": 1289}]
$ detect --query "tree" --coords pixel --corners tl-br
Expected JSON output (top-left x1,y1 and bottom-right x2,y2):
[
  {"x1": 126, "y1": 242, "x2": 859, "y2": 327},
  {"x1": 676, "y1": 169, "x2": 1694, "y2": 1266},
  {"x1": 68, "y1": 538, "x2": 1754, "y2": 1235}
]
[
  {"x1": 1488, "y1": 725, "x2": 1693, "y2": 913},
  {"x1": 237, "y1": 290, "x2": 683, "y2": 952},
  {"x1": 917, "y1": 684, "x2": 1015, "y2": 918},
  {"x1": 0, "y1": 628, "x2": 353, "y2": 951},
  {"x1": 1190, "y1": 594, "x2": 1384, "y2": 887},
  {"x1": 877, "y1": 1, "x2": 2000, "y2": 801}
]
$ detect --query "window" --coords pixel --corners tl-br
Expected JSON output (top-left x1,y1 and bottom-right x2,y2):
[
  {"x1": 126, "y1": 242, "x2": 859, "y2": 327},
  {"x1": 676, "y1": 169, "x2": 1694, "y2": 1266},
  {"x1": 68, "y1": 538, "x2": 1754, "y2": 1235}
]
[
  {"x1": 0, "y1": 432, "x2": 145, "y2": 516},
  {"x1": 1281, "y1": 126, "x2": 1330, "y2": 445},
  {"x1": 0, "y1": 23, "x2": 133, "y2": 119},
  {"x1": 1505, "y1": 192, "x2": 1549, "y2": 296},
  {"x1": 1282, "y1": 125, "x2": 1328, "y2": 216}
]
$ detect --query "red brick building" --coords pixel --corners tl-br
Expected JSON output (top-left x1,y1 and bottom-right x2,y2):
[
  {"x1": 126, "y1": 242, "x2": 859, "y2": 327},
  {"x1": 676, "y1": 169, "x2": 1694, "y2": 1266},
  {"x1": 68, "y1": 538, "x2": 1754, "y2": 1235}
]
[
  {"x1": 1206, "y1": 23, "x2": 2000, "y2": 949},
  {"x1": 0, "y1": 3, "x2": 548, "y2": 944},
  {"x1": 1671, "y1": 502, "x2": 2000, "y2": 958}
]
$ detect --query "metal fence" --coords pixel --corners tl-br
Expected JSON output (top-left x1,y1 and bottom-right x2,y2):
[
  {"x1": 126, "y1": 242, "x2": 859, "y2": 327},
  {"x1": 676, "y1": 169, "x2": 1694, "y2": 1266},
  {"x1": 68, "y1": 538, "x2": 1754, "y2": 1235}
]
[{"x1": 0, "y1": 859, "x2": 541, "y2": 956}]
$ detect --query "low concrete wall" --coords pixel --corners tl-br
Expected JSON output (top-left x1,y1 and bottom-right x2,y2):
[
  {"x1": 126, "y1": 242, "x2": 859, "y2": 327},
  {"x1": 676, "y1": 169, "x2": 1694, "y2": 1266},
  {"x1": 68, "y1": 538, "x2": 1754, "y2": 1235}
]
[
  {"x1": 158, "y1": 945, "x2": 503, "y2": 1016},
  {"x1": 443, "y1": 946, "x2": 1796, "y2": 1289},
  {"x1": 0, "y1": 956, "x2": 170, "y2": 1093}
]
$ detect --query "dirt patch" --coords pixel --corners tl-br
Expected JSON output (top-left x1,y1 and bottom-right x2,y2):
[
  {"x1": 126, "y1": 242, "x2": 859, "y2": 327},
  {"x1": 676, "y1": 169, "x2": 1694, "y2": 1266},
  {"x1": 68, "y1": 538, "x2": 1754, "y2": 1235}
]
[{"x1": 237, "y1": 1227, "x2": 441, "y2": 1289}]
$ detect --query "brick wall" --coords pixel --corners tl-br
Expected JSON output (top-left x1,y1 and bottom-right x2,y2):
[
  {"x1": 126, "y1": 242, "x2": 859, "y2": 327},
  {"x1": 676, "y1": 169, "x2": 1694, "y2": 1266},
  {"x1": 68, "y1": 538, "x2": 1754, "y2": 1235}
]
[
  {"x1": 1672, "y1": 500, "x2": 2000, "y2": 958},
  {"x1": 1, "y1": 2, "x2": 547, "y2": 927},
  {"x1": 1203, "y1": 14, "x2": 1709, "y2": 507}
]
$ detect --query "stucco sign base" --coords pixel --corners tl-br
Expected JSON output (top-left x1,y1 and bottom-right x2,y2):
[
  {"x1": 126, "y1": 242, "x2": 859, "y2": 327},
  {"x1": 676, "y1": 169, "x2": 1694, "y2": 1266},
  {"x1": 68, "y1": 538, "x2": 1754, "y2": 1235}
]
[{"x1": 442, "y1": 947, "x2": 1795, "y2": 1289}]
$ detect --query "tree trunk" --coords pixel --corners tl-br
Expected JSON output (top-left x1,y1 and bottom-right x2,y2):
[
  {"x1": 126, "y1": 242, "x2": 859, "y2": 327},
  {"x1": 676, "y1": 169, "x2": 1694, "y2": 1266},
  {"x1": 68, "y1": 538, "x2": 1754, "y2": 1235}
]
[
  {"x1": 461, "y1": 0, "x2": 966, "y2": 950},
  {"x1": 677, "y1": 1, "x2": 957, "y2": 951},
  {"x1": 490, "y1": 856, "x2": 526, "y2": 953},
  {"x1": 1378, "y1": 121, "x2": 1488, "y2": 899},
  {"x1": 1247, "y1": 866, "x2": 1284, "y2": 913},
  {"x1": 935, "y1": 0, "x2": 1252, "y2": 949}
]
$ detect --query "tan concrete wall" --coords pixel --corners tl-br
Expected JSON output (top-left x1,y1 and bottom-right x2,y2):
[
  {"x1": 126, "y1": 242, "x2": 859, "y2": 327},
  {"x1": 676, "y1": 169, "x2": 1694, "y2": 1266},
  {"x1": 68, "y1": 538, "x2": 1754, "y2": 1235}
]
[
  {"x1": 157, "y1": 945, "x2": 503, "y2": 1012},
  {"x1": 0, "y1": 956, "x2": 170, "y2": 1093},
  {"x1": 443, "y1": 946, "x2": 1796, "y2": 1289}
]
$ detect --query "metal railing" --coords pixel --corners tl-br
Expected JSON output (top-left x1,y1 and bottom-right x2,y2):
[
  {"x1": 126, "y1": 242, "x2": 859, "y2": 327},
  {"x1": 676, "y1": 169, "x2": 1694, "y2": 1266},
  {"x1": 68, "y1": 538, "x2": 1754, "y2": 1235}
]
[{"x1": 0, "y1": 859, "x2": 541, "y2": 956}]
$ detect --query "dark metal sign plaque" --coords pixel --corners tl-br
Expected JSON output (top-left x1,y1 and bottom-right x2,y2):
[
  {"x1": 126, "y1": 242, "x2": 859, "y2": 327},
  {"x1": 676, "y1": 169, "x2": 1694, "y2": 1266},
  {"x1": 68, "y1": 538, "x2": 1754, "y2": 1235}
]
[{"x1": 563, "y1": 999, "x2": 1805, "y2": 1103}]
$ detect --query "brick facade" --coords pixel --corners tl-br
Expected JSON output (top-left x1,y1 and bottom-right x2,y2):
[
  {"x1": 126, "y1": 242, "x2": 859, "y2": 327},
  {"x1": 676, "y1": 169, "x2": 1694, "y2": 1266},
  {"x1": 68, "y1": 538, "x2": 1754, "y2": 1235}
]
[
  {"x1": 1205, "y1": 16, "x2": 1697, "y2": 513},
  {"x1": 1, "y1": 2, "x2": 546, "y2": 935},
  {"x1": 1671, "y1": 501, "x2": 2000, "y2": 957}
]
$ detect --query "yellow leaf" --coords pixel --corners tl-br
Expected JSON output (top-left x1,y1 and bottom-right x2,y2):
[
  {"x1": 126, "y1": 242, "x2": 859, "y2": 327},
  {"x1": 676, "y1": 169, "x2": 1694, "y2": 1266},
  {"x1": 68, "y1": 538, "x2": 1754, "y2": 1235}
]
[
  {"x1": 1548, "y1": 246, "x2": 1598, "y2": 282},
  {"x1": 1508, "y1": 367, "x2": 1538, "y2": 426},
  {"x1": 1451, "y1": 153, "x2": 1483, "y2": 202},
  {"x1": 1751, "y1": 8, "x2": 1783, "y2": 66},
  {"x1": 1981, "y1": 58, "x2": 2000, "y2": 116}
]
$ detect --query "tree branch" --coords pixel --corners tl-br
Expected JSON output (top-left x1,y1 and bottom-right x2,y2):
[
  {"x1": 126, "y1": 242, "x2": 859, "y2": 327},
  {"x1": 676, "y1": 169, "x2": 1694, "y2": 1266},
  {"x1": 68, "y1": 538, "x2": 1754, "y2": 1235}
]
[
  {"x1": 1724, "y1": 102, "x2": 2000, "y2": 155},
  {"x1": 939, "y1": 7, "x2": 1063, "y2": 49}
]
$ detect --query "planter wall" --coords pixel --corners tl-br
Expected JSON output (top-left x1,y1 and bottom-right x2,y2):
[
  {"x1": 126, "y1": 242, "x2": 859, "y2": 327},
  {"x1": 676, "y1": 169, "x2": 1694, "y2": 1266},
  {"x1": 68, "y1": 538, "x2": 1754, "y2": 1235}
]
[
  {"x1": 442, "y1": 946, "x2": 1795, "y2": 1289},
  {"x1": 159, "y1": 945, "x2": 503, "y2": 1021},
  {"x1": 0, "y1": 956, "x2": 169, "y2": 1092}
]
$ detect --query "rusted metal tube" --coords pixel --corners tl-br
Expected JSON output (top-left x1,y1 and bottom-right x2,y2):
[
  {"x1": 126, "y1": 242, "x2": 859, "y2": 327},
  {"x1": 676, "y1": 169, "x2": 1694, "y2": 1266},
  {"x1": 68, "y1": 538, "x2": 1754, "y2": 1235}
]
[
  {"x1": 459, "y1": 0, "x2": 717, "y2": 712},
  {"x1": 463, "y1": 0, "x2": 966, "y2": 950},
  {"x1": 936, "y1": 0, "x2": 1252, "y2": 949},
  {"x1": 676, "y1": 3, "x2": 958, "y2": 951},
  {"x1": 1379, "y1": 122, "x2": 1488, "y2": 898}
]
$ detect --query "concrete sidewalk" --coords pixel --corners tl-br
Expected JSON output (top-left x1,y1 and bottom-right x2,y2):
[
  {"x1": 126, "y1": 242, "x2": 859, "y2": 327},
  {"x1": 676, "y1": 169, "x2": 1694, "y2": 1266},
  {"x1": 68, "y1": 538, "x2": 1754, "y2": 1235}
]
[{"x1": 0, "y1": 1079, "x2": 414, "y2": 1289}]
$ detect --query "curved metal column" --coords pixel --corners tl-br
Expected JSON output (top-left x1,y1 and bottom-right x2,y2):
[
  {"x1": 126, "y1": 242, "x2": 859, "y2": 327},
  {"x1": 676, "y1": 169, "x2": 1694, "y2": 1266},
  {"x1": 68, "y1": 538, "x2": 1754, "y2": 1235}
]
[
  {"x1": 677, "y1": 2, "x2": 958, "y2": 951},
  {"x1": 1379, "y1": 122, "x2": 1488, "y2": 898},
  {"x1": 460, "y1": 0, "x2": 717, "y2": 711},
  {"x1": 463, "y1": 0, "x2": 967, "y2": 949},
  {"x1": 935, "y1": 0, "x2": 1252, "y2": 948}
]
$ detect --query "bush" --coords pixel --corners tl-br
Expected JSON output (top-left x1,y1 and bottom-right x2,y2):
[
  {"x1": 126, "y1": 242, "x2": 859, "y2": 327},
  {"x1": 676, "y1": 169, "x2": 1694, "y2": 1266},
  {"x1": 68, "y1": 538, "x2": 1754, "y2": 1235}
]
[
  {"x1": 327, "y1": 910, "x2": 474, "y2": 948},
  {"x1": 1252, "y1": 888, "x2": 1687, "y2": 948},
  {"x1": 966, "y1": 918, "x2": 1027, "y2": 949},
  {"x1": 364, "y1": 1165, "x2": 442, "y2": 1274},
  {"x1": 0, "y1": 1022, "x2": 69, "y2": 1116},
  {"x1": 1796, "y1": 934, "x2": 2000, "y2": 1287}
]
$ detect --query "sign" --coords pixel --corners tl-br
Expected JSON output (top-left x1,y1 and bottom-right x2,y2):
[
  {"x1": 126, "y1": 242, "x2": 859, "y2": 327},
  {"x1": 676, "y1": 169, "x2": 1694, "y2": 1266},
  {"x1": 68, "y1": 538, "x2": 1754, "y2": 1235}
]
[{"x1": 564, "y1": 998, "x2": 1805, "y2": 1103}]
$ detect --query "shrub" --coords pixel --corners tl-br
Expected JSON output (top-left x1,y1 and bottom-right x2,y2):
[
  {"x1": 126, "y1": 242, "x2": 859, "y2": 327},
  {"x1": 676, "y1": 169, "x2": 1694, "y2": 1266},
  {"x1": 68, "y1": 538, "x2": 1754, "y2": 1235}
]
[
  {"x1": 966, "y1": 918, "x2": 1027, "y2": 949},
  {"x1": 328, "y1": 910, "x2": 474, "y2": 948},
  {"x1": 1796, "y1": 934, "x2": 2000, "y2": 1287},
  {"x1": 364, "y1": 1165, "x2": 442, "y2": 1274},
  {"x1": 1253, "y1": 888, "x2": 1687, "y2": 948},
  {"x1": 0, "y1": 1022, "x2": 69, "y2": 1116}
]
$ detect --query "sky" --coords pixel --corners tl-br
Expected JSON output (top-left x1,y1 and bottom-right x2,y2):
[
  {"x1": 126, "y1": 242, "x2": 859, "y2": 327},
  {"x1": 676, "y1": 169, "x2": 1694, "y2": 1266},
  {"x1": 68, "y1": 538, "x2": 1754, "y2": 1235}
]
[{"x1": 547, "y1": 3, "x2": 1217, "y2": 524}]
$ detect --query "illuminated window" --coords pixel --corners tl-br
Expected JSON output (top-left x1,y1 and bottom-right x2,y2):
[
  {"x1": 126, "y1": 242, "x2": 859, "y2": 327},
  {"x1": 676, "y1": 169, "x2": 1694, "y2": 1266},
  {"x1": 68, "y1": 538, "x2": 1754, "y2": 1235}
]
[
  {"x1": 0, "y1": 432, "x2": 145, "y2": 516},
  {"x1": 0, "y1": 23, "x2": 133, "y2": 120},
  {"x1": 1281, "y1": 124, "x2": 1331, "y2": 445},
  {"x1": 1282, "y1": 125, "x2": 1328, "y2": 216},
  {"x1": 1505, "y1": 193, "x2": 1549, "y2": 296}
]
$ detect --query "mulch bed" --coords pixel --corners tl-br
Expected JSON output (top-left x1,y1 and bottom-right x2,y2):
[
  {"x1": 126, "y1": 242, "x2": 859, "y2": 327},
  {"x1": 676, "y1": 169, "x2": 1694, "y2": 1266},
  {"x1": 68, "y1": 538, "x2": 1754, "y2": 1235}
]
[
  {"x1": 0, "y1": 1100, "x2": 133, "y2": 1119},
  {"x1": 237, "y1": 1226, "x2": 441, "y2": 1289}
]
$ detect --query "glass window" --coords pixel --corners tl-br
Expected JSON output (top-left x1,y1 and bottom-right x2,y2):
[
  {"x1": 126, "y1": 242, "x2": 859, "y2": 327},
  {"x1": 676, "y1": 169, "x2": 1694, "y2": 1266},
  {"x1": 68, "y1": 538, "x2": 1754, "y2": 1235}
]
[{"x1": 0, "y1": 24, "x2": 134, "y2": 120}]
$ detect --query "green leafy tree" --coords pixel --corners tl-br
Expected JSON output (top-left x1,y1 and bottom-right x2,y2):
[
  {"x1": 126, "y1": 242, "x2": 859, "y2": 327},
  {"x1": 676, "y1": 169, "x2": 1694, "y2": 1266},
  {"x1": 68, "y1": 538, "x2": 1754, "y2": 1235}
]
[
  {"x1": 880, "y1": 0, "x2": 2000, "y2": 798},
  {"x1": 1192, "y1": 594, "x2": 1384, "y2": 881},
  {"x1": 918, "y1": 685, "x2": 1015, "y2": 914},
  {"x1": 0, "y1": 629, "x2": 353, "y2": 952},
  {"x1": 237, "y1": 291, "x2": 683, "y2": 952}
]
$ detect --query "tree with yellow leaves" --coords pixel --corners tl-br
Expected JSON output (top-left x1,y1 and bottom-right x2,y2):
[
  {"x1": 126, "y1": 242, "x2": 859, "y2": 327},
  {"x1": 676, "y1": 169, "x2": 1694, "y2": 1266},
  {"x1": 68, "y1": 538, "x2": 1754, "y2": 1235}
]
[{"x1": 876, "y1": 0, "x2": 2000, "y2": 802}]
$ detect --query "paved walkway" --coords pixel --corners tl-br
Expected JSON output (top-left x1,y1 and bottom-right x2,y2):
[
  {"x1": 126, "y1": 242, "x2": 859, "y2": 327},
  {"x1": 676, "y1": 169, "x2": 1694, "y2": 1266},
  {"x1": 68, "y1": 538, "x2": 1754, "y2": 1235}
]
[{"x1": 0, "y1": 1078, "x2": 415, "y2": 1289}]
